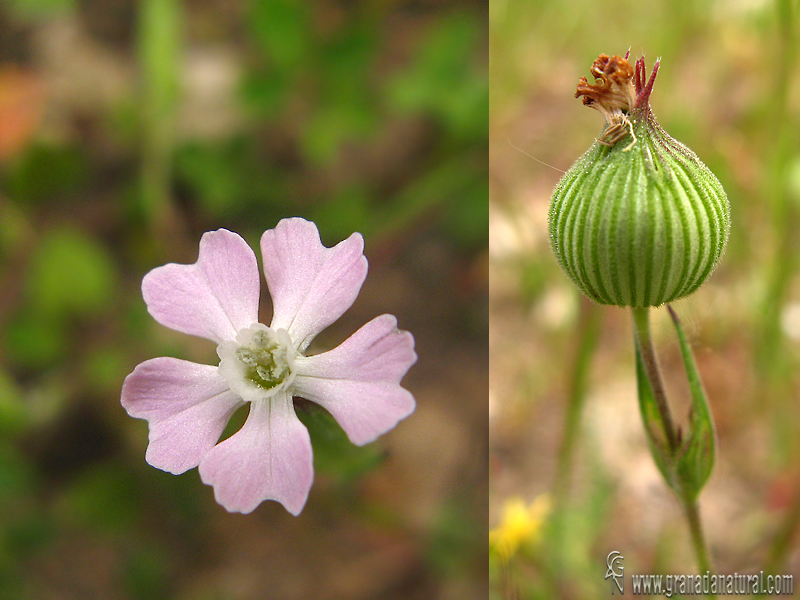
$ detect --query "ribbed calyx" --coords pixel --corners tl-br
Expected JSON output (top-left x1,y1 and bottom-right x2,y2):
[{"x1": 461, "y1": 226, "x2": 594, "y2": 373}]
[{"x1": 549, "y1": 53, "x2": 730, "y2": 307}]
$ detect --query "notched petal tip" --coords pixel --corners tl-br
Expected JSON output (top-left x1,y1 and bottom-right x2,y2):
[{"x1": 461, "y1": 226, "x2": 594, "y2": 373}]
[
  {"x1": 142, "y1": 228, "x2": 261, "y2": 344},
  {"x1": 348, "y1": 388, "x2": 416, "y2": 447},
  {"x1": 261, "y1": 217, "x2": 369, "y2": 350},
  {"x1": 121, "y1": 357, "x2": 242, "y2": 475},
  {"x1": 292, "y1": 313, "x2": 417, "y2": 446},
  {"x1": 198, "y1": 396, "x2": 314, "y2": 515}
]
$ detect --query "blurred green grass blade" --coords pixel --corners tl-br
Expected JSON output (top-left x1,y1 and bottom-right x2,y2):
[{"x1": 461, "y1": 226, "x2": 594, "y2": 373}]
[
  {"x1": 138, "y1": 0, "x2": 181, "y2": 228},
  {"x1": 668, "y1": 306, "x2": 716, "y2": 501}
]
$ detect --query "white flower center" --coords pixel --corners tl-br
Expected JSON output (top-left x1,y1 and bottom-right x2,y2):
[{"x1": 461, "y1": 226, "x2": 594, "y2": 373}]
[{"x1": 217, "y1": 323, "x2": 296, "y2": 402}]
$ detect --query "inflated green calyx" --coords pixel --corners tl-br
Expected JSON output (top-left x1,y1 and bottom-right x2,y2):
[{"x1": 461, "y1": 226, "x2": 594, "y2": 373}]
[{"x1": 549, "y1": 53, "x2": 730, "y2": 307}]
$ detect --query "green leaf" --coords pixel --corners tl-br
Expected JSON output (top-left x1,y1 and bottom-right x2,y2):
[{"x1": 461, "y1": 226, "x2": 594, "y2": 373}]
[
  {"x1": 0, "y1": 202, "x2": 33, "y2": 261},
  {"x1": 370, "y1": 155, "x2": 477, "y2": 242},
  {"x1": 0, "y1": 442, "x2": 38, "y2": 506},
  {"x1": 669, "y1": 306, "x2": 716, "y2": 501},
  {"x1": 386, "y1": 15, "x2": 487, "y2": 139},
  {"x1": 82, "y1": 346, "x2": 128, "y2": 396},
  {"x1": 249, "y1": 0, "x2": 310, "y2": 69},
  {"x1": 26, "y1": 227, "x2": 116, "y2": 319}
]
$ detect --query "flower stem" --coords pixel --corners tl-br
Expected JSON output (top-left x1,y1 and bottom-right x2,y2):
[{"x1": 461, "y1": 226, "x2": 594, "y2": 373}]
[
  {"x1": 631, "y1": 306, "x2": 678, "y2": 453},
  {"x1": 684, "y1": 496, "x2": 714, "y2": 578},
  {"x1": 631, "y1": 306, "x2": 715, "y2": 582}
]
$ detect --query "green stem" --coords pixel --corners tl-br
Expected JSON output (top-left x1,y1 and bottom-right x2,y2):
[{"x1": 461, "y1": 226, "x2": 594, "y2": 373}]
[
  {"x1": 554, "y1": 297, "x2": 601, "y2": 499},
  {"x1": 684, "y1": 497, "x2": 714, "y2": 577},
  {"x1": 631, "y1": 307, "x2": 677, "y2": 454},
  {"x1": 631, "y1": 306, "x2": 715, "y2": 583}
]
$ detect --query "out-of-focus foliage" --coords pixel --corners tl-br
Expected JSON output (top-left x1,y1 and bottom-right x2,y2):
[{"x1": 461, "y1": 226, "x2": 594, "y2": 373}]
[{"x1": 0, "y1": 0, "x2": 488, "y2": 598}]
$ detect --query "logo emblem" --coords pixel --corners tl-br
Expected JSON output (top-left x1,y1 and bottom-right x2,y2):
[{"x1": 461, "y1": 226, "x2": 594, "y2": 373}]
[{"x1": 605, "y1": 550, "x2": 624, "y2": 594}]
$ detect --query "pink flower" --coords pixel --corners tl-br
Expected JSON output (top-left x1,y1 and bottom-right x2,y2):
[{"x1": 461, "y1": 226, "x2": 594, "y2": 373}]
[{"x1": 121, "y1": 218, "x2": 416, "y2": 515}]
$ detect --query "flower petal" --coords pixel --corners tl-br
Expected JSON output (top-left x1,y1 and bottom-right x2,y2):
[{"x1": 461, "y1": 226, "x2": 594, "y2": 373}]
[
  {"x1": 261, "y1": 218, "x2": 368, "y2": 351},
  {"x1": 143, "y1": 229, "x2": 260, "y2": 344},
  {"x1": 121, "y1": 358, "x2": 244, "y2": 474},
  {"x1": 198, "y1": 393, "x2": 313, "y2": 515},
  {"x1": 293, "y1": 314, "x2": 416, "y2": 446}
]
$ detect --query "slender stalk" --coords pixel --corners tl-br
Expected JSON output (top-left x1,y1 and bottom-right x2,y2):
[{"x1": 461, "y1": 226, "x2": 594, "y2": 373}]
[
  {"x1": 631, "y1": 306, "x2": 715, "y2": 583},
  {"x1": 631, "y1": 306, "x2": 678, "y2": 453},
  {"x1": 683, "y1": 497, "x2": 714, "y2": 576},
  {"x1": 554, "y1": 297, "x2": 601, "y2": 499}
]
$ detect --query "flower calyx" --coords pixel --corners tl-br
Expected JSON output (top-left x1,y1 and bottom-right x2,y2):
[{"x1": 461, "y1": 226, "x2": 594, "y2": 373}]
[{"x1": 548, "y1": 51, "x2": 731, "y2": 308}]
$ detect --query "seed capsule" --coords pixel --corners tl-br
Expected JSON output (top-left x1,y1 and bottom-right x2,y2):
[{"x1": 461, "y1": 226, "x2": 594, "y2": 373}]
[{"x1": 549, "y1": 53, "x2": 730, "y2": 307}]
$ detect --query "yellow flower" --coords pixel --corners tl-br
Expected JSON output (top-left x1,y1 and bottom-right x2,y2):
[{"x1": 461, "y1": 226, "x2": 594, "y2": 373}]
[{"x1": 489, "y1": 494, "x2": 551, "y2": 562}]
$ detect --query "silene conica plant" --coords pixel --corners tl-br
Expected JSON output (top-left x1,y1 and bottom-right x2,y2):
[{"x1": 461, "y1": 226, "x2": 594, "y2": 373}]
[{"x1": 549, "y1": 52, "x2": 730, "y2": 575}]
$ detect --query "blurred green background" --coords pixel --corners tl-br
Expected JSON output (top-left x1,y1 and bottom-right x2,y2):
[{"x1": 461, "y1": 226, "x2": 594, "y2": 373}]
[
  {"x1": 0, "y1": 0, "x2": 488, "y2": 598},
  {"x1": 490, "y1": 0, "x2": 800, "y2": 597}
]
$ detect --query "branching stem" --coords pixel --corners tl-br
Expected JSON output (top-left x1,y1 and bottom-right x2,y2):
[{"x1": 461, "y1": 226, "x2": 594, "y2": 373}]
[{"x1": 631, "y1": 306, "x2": 715, "y2": 584}]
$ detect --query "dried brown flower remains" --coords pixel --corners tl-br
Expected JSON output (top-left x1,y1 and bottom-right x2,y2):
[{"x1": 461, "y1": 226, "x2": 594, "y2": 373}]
[{"x1": 575, "y1": 53, "x2": 637, "y2": 150}]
